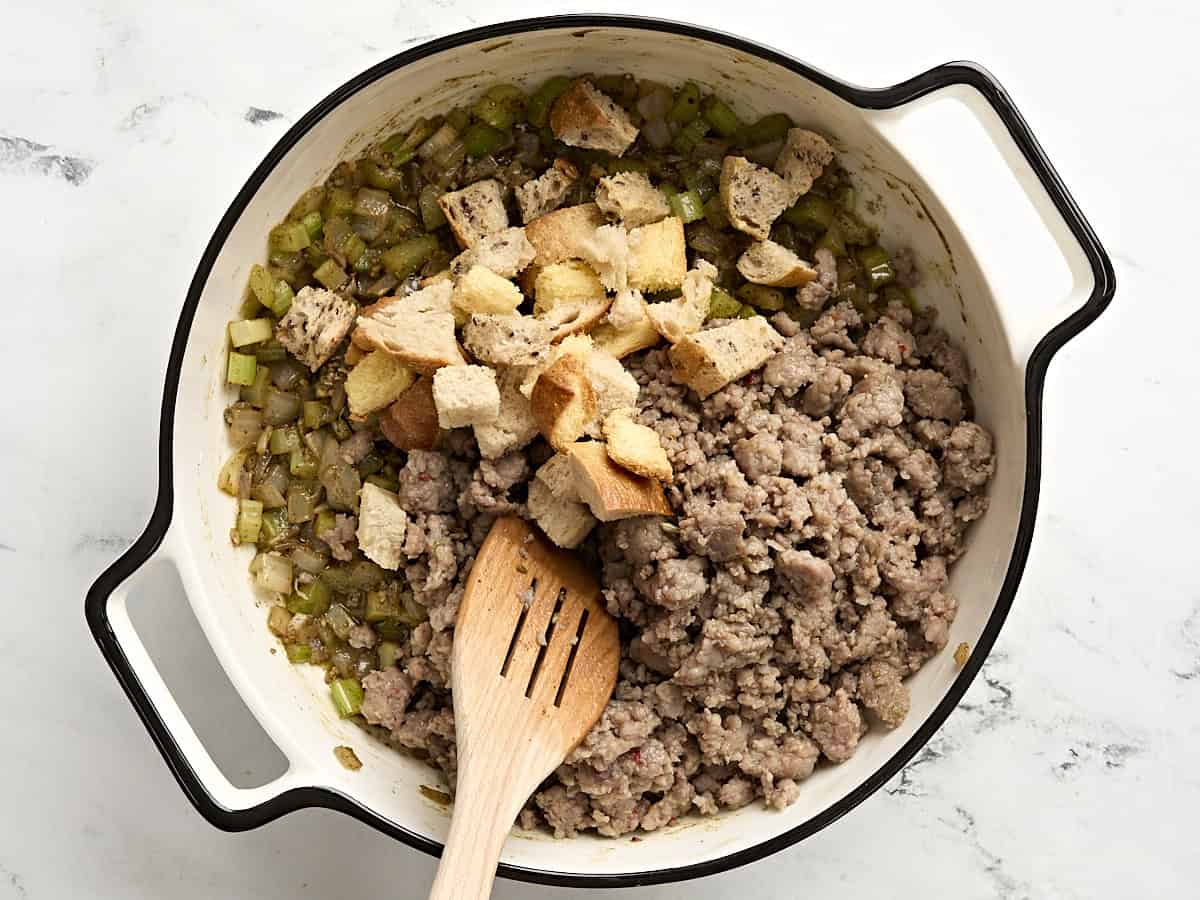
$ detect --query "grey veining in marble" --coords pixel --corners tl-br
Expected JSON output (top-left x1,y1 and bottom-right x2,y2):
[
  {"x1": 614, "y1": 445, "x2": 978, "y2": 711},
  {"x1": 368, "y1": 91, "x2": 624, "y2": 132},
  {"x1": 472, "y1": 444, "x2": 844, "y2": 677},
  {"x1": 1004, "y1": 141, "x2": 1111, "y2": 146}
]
[{"x1": 3, "y1": 0, "x2": 1198, "y2": 898}]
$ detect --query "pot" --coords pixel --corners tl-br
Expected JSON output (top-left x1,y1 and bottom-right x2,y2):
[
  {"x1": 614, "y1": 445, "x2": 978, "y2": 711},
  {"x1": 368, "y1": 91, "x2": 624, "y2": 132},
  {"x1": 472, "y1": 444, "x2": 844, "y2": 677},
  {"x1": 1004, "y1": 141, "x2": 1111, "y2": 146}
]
[{"x1": 87, "y1": 15, "x2": 1114, "y2": 888}]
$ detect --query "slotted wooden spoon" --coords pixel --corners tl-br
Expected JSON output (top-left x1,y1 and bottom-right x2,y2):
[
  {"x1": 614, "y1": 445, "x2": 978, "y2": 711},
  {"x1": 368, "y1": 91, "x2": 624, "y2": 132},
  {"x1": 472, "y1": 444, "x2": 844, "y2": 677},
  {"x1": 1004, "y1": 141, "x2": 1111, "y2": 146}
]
[{"x1": 428, "y1": 516, "x2": 620, "y2": 900}]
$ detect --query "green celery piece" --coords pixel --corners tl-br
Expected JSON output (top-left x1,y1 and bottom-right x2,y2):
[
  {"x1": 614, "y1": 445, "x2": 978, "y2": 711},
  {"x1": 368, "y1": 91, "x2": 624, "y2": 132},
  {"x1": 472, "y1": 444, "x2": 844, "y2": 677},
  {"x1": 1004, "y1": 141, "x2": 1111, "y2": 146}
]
[
  {"x1": 269, "y1": 221, "x2": 311, "y2": 253},
  {"x1": 227, "y1": 351, "x2": 257, "y2": 386},
  {"x1": 445, "y1": 107, "x2": 471, "y2": 133},
  {"x1": 740, "y1": 113, "x2": 793, "y2": 147},
  {"x1": 377, "y1": 640, "x2": 402, "y2": 669},
  {"x1": 302, "y1": 400, "x2": 328, "y2": 429},
  {"x1": 672, "y1": 118, "x2": 710, "y2": 156},
  {"x1": 288, "y1": 186, "x2": 326, "y2": 220},
  {"x1": 737, "y1": 284, "x2": 786, "y2": 311},
  {"x1": 259, "y1": 507, "x2": 288, "y2": 546},
  {"x1": 419, "y1": 184, "x2": 447, "y2": 230},
  {"x1": 330, "y1": 679, "x2": 364, "y2": 718},
  {"x1": 268, "y1": 279, "x2": 294, "y2": 317},
  {"x1": 527, "y1": 76, "x2": 572, "y2": 128},
  {"x1": 314, "y1": 509, "x2": 336, "y2": 539},
  {"x1": 360, "y1": 160, "x2": 405, "y2": 193},
  {"x1": 269, "y1": 425, "x2": 301, "y2": 456},
  {"x1": 667, "y1": 189, "x2": 705, "y2": 224},
  {"x1": 835, "y1": 185, "x2": 856, "y2": 212},
  {"x1": 381, "y1": 235, "x2": 439, "y2": 279},
  {"x1": 287, "y1": 578, "x2": 331, "y2": 616},
  {"x1": 736, "y1": 304, "x2": 759, "y2": 318},
  {"x1": 462, "y1": 122, "x2": 506, "y2": 159},
  {"x1": 833, "y1": 208, "x2": 876, "y2": 246},
  {"x1": 702, "y1": 194, "x2": 730, "y2": 230},
  {"x1": 240, "y1": 365, "x2": 271, "y2": 407},
  {"x1": 237, "y1": 499, "x2": 264, "y2": 544},
  {"x1": 814, "y1": 224, "x2": 847, "y2": 257},
  {"x1": 374, "y1": 618, "x2": 409, "y2": 641},
  {"x1": 365, "y1": 589, "x2": 402, "y2": 623},
  {"x1": 300, "y1": 211, "x2": 323, "y2": 241},
  {"x1": 341, "y1": 232, "x2": 367, "y2": 266},
  {"x1": 229, "y1": 318, "x2": 273, "y2": 348},
  {"x1": 247, "y1": 264, "x2": 275, "y2": 307},
  {"x1": 701, "y1": 95, "x2": 741, "y2": 138},
  {"x1": 289, "y1": 446, "x2": 318, "y2": 479},
  {"x1": 255, "y1": 342, "x2": 286, "y2": 364},
  {"x1": 354, "y1": 247, "x2": 381, "y2": 274},
  {"x1": 323, "y1": 186, "x2": 356, "y2": 221},
  {"x1": 285, "y1": 643, "x2": 312, "y2": 664},
  {"x1": 313, "y1": 258, "x2": 347, "y2": 290},
  {"x1": 857, "y1": 245, "x2": 895, "y2": 289},
  {"x1": 784, "y1": 194, "x2": 836, "y2": 232},
  {"x1": 667, "y1": 82, "x2": 701, "y2": 124},
  {"x1": 707, "y1": 286, "x2": 742, "y2": 320}
]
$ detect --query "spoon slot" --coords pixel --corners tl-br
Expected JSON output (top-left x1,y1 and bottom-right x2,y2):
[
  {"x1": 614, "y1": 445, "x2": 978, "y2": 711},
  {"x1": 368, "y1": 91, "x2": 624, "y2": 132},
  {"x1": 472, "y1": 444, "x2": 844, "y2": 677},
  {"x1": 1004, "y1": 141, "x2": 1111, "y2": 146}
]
[
  {"x1": 553, "y1": 609, "x2": 590, "y2": 708},
  {"x1": 525, "y1": 588, "x2": 566, "y2": 698},
  {"x1": 500, "y1": 577, "x2": 537, "y2": 677}
]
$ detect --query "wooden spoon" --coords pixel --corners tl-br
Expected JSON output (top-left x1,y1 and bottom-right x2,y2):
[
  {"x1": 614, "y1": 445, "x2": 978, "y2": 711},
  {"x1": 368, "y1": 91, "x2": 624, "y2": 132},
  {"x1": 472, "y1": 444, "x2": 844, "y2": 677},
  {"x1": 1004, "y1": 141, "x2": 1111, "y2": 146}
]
[{"x1": 428, "y1": 516, "x2": 619, "y2": 900}]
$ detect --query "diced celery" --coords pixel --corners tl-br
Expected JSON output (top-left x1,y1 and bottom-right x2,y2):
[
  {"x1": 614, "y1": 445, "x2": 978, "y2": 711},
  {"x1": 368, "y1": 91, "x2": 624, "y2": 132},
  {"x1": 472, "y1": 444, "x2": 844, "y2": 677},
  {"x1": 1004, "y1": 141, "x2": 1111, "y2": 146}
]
[
  {"x1": 814, "y1": 224, "x2": 847, "y2": 256},
  {"x1": 269, "y1": 425, "x2": 301, "y2": 456},
  {"x1": 313, "y1": 259, "x2": 347, "y2": 290},
  {"x1": 289, "y1": 446, "x2": 318, "y2": 479},
  {"x1": 701, "y1": 95, "x2": 741, "y2": 138},
  {"x1": 323, "y1": 186, "x2": 357, "y2": 220},
  {"x1": 259, "y1": 507, "x2": 288, "y2": 546},
  {"x1": 365, "y1": 589, "x2": 402, "y2": 623},
  {"x1": 381, "y1": 235, "x2": 439, "y2": 279},
  {"x1": 417, "y1": 122, "x2": 460, "y2": 161},
  {"x1": 462, "y1": 122, "x2": 506, "y2": 159},
  {"x1": 341, "y1": 233, "x2": 367, "y2": 266},
  {"x1": 446, "y1": 106, "x2": 471, "y2": 134},
  {"x1": 269, "y1": 221, "x2": 311, "y2": 253},
  {"x1": 672, "y1": 118, "x2": 710, "y2": 156},
  {"x1": 703, "y1": 194, "x2": 730, "y2": 230},
  {"x1": 667, "y1": 82, "x2": 701, "y2": 124},
  {"x1": 857, "y1": 245, "x2": 895, "y2": 289},
  {"x1": 300, "y1": 211, "x2": 323, "y2": 241},
  {"x1": 288, "y1": 577, "x2": 332, "y2": 616},
  {"x1": 268, "y1": 279, "x2": 294, "y2": 317},
  {"x1": 229, "y1": 318, "x2": 274, "y2": 348},
  {"x1": 237, "y1": 499, "x2": 264, "y2": 544},
  {"x1": 365, "y1": 474, "x2": 400, "y2": 493},
  {"x1": 330, "y1": 679, "x2": 364, "y2": 718},
  {"x1": 398, "y1": 591, "x2": 428, "y2": 626},
  {"x1": 240, "y1": 365, "x2": 272, "y2": 408},
  {"x1": 527, "y1": 76, "x2": 572, "y2": 128},
  {"x1": 354, "y1": 247, "x2": 380, "y2": 274},
  {"x1": 784, "y1": 194, "x2": 836, "y2": 232},
  {"x1": 736, "y1": 304, "x2": 759, "y2": 318},
  {"x1": 255, "y1": 341, "x2": 286, "y2": 363},
  {"x1": 707, "y1": 286, "x2": 741, "y2": 320},
  {"x1": 302, "y1": 400, "x2": 328, "y2": 429},
  {"x1": 667, "y1": 189, "x2": 705, "y2": 224},
  {"x1": 255, "y1": 552, "x2": 294, "y2": 594},
  {"x1": 377, "y1": 640, "x2": 402, "y2": 669},
  {"x1": 315, "y1": 509, "x2": 336, "y2": 538},
  {"x1": 218, "y1": 449, "x2": 249, "y2": 496},
  {"x1": 833, "y1": 208, "x2": 876, "y2": 246},
  {"x1": 473, "y1": 85, "x2": 524, "y2": 130},
  {"x1": 737, "y1": 284, "x2": 787, "y2": 311},
  {"x1": 289, "y1": 187, "x2": 326, "y2": 220},
  {"x1": 247, "y1": 263, "x2": 275, "y2": 307},
  {"x1": 227, "y1": 351, "x2": 257, "y2": 386},
  {"x1": 267, "y1": 605, "x2": 292, "y2": 637},
  {"x1": 286, "y1": 480, "x2": 320, "y2": 524},
  {"x1": 359, "y1": 160, "x2": 405, "y2": 193},
  {"x1": 374, "y1": 619, "x2": 409, "y2": 641},
  {"x1": 331, "y1": 417, "x2": 352, "y2": 441},
  {"x1": 285, "y1": 643, "x2": 312, "y2": 664},
  {"x1": 419, "y1": 184, "x2": 447, "y2": 230},
  {"x1": 327, "y1": 603, "x2": 355, "y2": 640},
  {"x1": 741, "y1": 113, "x2": 793, "y2": 146}
]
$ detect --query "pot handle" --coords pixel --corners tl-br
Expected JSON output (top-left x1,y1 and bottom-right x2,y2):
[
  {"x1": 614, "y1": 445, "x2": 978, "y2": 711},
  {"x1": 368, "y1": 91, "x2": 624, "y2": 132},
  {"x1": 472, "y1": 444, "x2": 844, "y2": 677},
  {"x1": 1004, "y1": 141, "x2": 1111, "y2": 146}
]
[
  {"x1": 873, "y1": 65, "x2": 1115, "y2": 366},
  {"x1": 87, "y1": 520, "x2": 306, "y2": 826}
]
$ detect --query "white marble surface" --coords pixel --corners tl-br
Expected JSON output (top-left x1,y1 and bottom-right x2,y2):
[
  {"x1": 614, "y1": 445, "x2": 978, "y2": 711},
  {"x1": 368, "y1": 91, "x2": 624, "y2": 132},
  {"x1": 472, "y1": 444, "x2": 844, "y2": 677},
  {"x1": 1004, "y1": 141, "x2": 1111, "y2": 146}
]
[{"x1": 3, "y1": 1, "x2": 1197, "y2": 897}]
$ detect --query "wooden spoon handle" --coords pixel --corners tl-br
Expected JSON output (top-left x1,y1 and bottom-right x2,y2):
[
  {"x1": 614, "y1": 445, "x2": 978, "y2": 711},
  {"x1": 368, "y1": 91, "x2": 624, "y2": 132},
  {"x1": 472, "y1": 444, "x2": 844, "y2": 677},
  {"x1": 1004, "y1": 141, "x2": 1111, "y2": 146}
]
[{"x1": 427, "y1": 768, "x2": 523, "y2": 900}]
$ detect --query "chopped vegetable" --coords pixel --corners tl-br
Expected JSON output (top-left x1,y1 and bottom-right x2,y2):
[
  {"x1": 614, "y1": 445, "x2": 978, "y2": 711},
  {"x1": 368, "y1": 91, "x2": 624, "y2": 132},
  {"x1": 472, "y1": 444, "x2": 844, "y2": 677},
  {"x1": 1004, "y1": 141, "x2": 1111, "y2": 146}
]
[
  {"x1": 418, "y1": 184, "x2": 447, "y2": 230},
  {"x1": 857, "y1": 245, "x2": 895, "y2": 289},
  {"x1": 737, "y1": 283, "x2": 787, "y2": 311},
  {"x1": 267, "y1": 605, "x2": 292, "y2": 637},
  {"x1": 666, "y1": 82, "x2": 701, "y2": 124},
  {"x1": 741, "y1": 113, "x2": 792, "y2": 146},
  {"x1": 288, "y1": 577, "x2": 332, "y2": 616},
  {"x1": 268, "y1": 279, "x2": 294, "y2": 317},
  {"x1": 259, "y1": 507, "x2": 288, "y2": 545},
  {"x1": 365, "y1": 589, "x2": 401, "y2": 623},
  {"x1": 227, "y1": 351, "x2": 258, "y2": 387},
  {"x1": 330, "y1": 679, "x2": 364, "y2": 718},
  {"x1": 269, "y1": 221, "x2": 311, "y2": 253},
  {"x1": 334, "y1": 745, "x2": 363, "y2": 771},
  {"x1": 707, "y1": 286, "x2": 742, "y2": 320},
  {"x1": 381, "y1": 235, "x2": 439, "y2": 279},
  {"x1": 377, "y1": 640, "x2": 402, "y2": 669},
  {"x1": 218, "y1": 449, "x2": 249, "y2": 495},
  {"x1": 473, "y1": 84, "x2": 525, "y2": 130},
  {"x1": 269, "y1": 425, "x2": 301, "y2": 456},
  {"x1": 289, "y1": 446, "x2": 318, "y2": 479},
  {"x1": 302, "y1": 400, "x2": 328, "y2": 429},
  {"x1": 237, "y1": 499, "x2": 264, "y2": 544},
  {"x1": 672, "y1": 118, "x2": 710, "y2": 156},
  {"x1": 313, "y1": 258, "x2": 347, "y2": 290},
  {"x1": 701, "y1": 95, "x2": 741, "y2": 138},
  {"x1": 527, "y1": 76, "x2": 572, "y2": 128},
  {"x1": 667, "y1": 188, "x2": 705, "y2": 224},
  {"x1": 255, "y1": 553, "x2": 294, "y2": 594},
  {"x1": 285, "y1": 643, "x2": 312, "y2": 664},
  {"x1": 784, "y1": 194, "x2": 836, "y2": 232},
  {"x1": 462, "y1": 122, "x2": 506, "y2": 159},
  {"x1": 300, "y1": 211, "x2": 324, "y2": 241},
  {"x1": 247, "y1": 264, "x2": 275, "y2": 308},
  {"x1": 736, "y1": 303, "x2": 759, "y2": 318}
]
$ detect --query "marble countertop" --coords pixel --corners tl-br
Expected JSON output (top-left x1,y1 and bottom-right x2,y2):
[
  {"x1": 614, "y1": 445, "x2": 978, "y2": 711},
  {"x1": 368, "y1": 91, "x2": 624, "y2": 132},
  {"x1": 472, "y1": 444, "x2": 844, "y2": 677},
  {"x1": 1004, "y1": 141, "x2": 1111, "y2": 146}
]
[{"x1": 4, "y1": 0, "x2": 1196, "y2": 897}]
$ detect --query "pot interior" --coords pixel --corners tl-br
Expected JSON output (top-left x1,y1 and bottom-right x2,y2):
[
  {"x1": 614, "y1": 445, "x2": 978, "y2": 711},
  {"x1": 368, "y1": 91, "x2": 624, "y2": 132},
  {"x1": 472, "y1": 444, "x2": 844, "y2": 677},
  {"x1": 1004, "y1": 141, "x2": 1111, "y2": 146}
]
[{"x1": 171, "y1": 23, "x2": 1027, "y2": 879}]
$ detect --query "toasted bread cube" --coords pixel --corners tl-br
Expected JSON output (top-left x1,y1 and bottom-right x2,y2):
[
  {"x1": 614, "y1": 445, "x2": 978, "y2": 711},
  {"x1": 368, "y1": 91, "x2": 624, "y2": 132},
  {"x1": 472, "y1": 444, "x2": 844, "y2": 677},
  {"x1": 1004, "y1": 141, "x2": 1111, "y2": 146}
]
[
  {"x1": 432, "y1": 364, "x2": 500, "y2": 429},
  {"x1": 644, "y1": 259, "x2": 717, "y2": 344},
  {"x1": 534, "y1": 261, "x2": 606, "y2": 315},
  {"x1": 354, "y1": 309, "x2": 467, "y2": 372},
  {"x1": 516, "y1": 158, "x2": 579, "y2": 224},
  {"x1": 531, "y1": 354, "x2": 596, "y2": 452},
  {"x1": 452, "y1": 264, "x2": 524, "y2": 318},
  {"x1": 581, "y1": 223, "x2": 634, "y2": 293},
  {"x1": 449, "y1": 227, "x2": 536, "y2": 279},
  {"x1": 276, "y1": 286, "x2": 357, "y2": 371},
  {"x1": 720, "y1": 156, "x2": 791, "y2": 241},
  {"x1": 569, "y1": 441, "x2": 672, "y2": 521},
  {"x1": 540, "y1": 297, "x2": 613, "y2": 343},
  {"x1": 438, "y1": 179, "x2": 509, "y2": 249},
  {"x1": 527, "y1": 477, "x2": 596, "y2": 549},
  {"x1": 345, "y1": 351, "x2": 416, "y2": 418},
  {"x1": 380, "y1": 377, "x2": 441, "y2": 451},
  {"x1": 549, "y1": 80, "x2": 639, "y2": 156},
  {"x1": 518, "y1": 333, "x2": 595, "y2": 398},
  {"x1": 356, "y1": 482, "x2": 408, "y2": 571},
  {"x1": 629, "y1": 217, "x2": 687, "y2": 292},
  {"x1": 535, "y1": 453, "x2": 581, "y2": 501},
  {"x1": 352, "y1": 281, "x2": 457, "y2": 350},
  {"x1": 462, "y1": 313, "x2": 552, "y2": 368},
  {"x1": 419, "y1": 269, "x2": 455, "y2": 290},
  {"x1": 473, "y1": 367, "x2": 539, "y2": 460},
  {"x1": 525, "y1": 203, "x2": 607, "y2": 266},
  {"x1": 592, "y1": 317, "x2": 662, "y2": 359},
  {"x1": 774, "y1": 129, "x2": 835, "y2": 202},
  {"x1": 595, "y1": 171, "x2": 670, "y2": 228},
  {"x1": 344, "y1": 343, "x2": 367, "y2": 366},
  {"x1": 584, "y1": 349, "x2": 639, "y2": 437},
  {"x1": 603, "y1": 408, "x2": 672, "y2": 481},
  {"x1": 668, "y1": 317, "x2": 785, "y2": 399},
  {"x1": 737, "y1": 240, "x2": 819, "y2": 288}
]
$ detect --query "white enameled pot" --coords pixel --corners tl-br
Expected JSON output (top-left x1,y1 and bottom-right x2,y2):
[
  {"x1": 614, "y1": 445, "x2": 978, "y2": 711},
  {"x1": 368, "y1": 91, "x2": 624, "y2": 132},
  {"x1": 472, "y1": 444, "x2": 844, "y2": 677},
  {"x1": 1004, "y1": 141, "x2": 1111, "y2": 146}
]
[{"x1": 87, "y1": 16, "x2": 1114, "y2": 888}]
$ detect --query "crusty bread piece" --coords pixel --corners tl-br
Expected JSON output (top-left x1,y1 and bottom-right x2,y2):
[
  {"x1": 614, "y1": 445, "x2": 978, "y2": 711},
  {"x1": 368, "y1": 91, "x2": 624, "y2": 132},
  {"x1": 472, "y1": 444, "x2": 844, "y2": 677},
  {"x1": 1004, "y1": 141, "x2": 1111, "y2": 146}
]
[
  {"x1": 534, "y1": 453, "x2": 581, "y2": 502},
  {"x1": 595, "y1": 171, "x2": 670, "y2": 228},
  {"x1": 540, "y1": 297, "x2": 613, "y2": 342},
  {"x1": 345, "y1": 350, "x2": 416, "y2": 418},
  {"x1": 644, "y1": 259, "x2": 717, "y2": 344},
  {"x1": 584, "y1": 349, "x2": 639, "y2": 437},
  {"x1": 549, "y1": 80, "x2": 639, "y2": 156},
  {"x1": 356, "y1": 482, "x2": 408, "y2": 571},
  {"x1": 737, "y1": 240, "x2": 818, "y2": 288},
  {"x1": 774, "y1": 128, "x2": 835, "y2": 202},
  {"x1": 515, "y1": 158, "x2": 579, "y2": 224},
  {"x1": 518, "y1": 333, "x2": 594, "y2": 398},
  {"x1": 275, "y1": 286, "x2": 357, "y2": 371},
  {"x1": 530, "y1": 354, "x2": 596, "y2": 452},
  {"x1": 473, "y1": 367, "x2": 539, "y2": 460},
  {"x1": 526, "y1": 477, "x2": 596, "y2": 549},
  {"x1": 448, "y1": 227, "x2": 536, "y2": 279},
  {"x1": 580, "y1": 223, "x2": 633, "y2": 293},
  {"x1": 591, "y1": 316, "x2": 662, "y2": 359},
  {"x1": 524, "y1": 203, "x2": 607, "y2": 266},
  {"x1": 354, "y1": 309, "x2": 467, "y2": 372},
  {"x1": 628, "y1": 216, "x2": 687, "y2": 292},
  {"x1": 533, "y1": 260, "x2": 606, "y2": 315},
  {"x1": 432, "y1": 364, "x2": 500, "y2": 429},
  {"x1": 569, "y1": 441, "x2": 672, "y2": 521},
  {"x1": 452, "y1": 264, "x2": 524, "y2": 317},
  {"x1": 353, "y1": 281, "x2": 455, "y2": 349},
  {"x1": 603, "y1": 408, "x2": 672, "y2": 481},
  {"x1": 380, "y1": 377, "x2": 441, "y2": 451},
  {"x1": 438, "y1": 178, "x2": 509, "y2": 249},
  {"x1": 420, "y1": 269, "x2": 455, "y2": 289},
  {"x1": 668, "y1": 316, "x2": 786, "y2": 399},
  {"x1": 462, "y1": 313, "x2": 552, "y2": 367},
  {"x1": 720, "y1": 156, "x2": 791, "y2": 241},
  {"x1": 344, "y1": 342, "x2": 367, "y2": 366}
]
